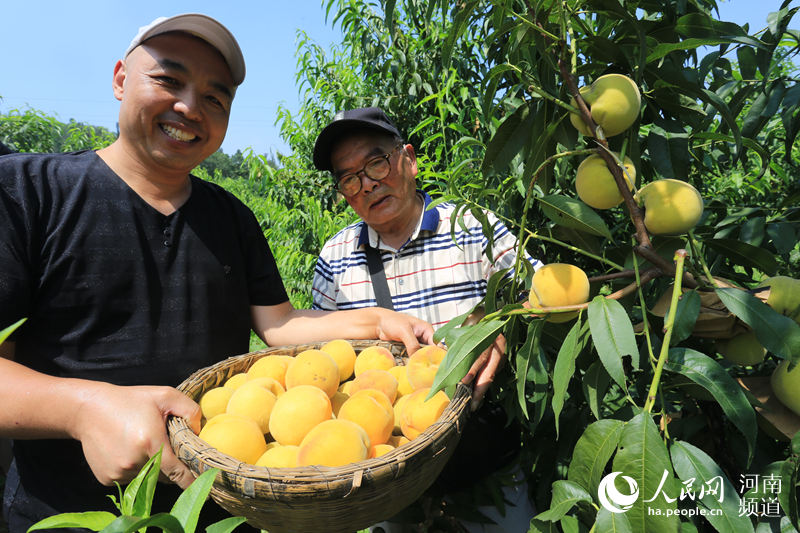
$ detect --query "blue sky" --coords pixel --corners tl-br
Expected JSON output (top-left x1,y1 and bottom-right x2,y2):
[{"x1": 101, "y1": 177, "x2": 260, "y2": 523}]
[{"x1": 0, "y1": 1, "x2": 794, "y2": 157}]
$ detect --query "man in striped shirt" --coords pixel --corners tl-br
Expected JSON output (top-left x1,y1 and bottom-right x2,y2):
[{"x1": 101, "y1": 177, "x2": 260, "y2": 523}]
[
  {"x1": 311, "y1": 107, "x2": 542, "y2": 402},
  {"x1": 311, "y1": 107, "x2": 540, "y2": 531}
]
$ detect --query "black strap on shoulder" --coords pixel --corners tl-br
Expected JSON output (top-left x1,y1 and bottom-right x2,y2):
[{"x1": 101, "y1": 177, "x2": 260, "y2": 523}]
[{"x1": 364, "y1": 246, "x2": 394, "y2": 310}]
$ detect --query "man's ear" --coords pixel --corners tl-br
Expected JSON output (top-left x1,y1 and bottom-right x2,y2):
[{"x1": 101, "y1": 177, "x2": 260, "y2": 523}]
[
  {"x1": 404, "y1": 143, "x2": 419, "y2": 177},
  {"x1": 111, "y1": 60, "x2": 127, "y2": 102}
]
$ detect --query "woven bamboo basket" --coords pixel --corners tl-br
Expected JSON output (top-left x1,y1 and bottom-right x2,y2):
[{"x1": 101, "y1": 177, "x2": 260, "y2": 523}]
[{"x1": 168, "y1": 340, "x2": 472, "y2": 533}]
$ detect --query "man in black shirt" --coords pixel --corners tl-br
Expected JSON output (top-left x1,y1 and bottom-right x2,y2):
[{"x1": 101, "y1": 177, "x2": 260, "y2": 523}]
[{"x1": 0, "y1": 13, "x2": 433, "y2": 533}]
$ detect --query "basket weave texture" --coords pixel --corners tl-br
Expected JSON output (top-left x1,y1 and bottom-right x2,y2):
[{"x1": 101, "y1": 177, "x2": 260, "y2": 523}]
[{"x1": 168, "y1": 340, "x2": 472, "y2": 533}]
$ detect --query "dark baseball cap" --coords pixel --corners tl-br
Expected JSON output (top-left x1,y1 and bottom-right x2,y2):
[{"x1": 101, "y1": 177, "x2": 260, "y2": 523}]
[{"x1": 312, "y1": 107, "x2": 402, "y2": 171}]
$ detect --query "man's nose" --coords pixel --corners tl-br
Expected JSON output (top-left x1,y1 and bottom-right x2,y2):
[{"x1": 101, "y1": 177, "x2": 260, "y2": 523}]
[
  {"x1": 173, "y1": 88, "x2": 202, "y2": 121},
  {"x1": 359, "y1": 172, "x2": 380, "y2": 192}
]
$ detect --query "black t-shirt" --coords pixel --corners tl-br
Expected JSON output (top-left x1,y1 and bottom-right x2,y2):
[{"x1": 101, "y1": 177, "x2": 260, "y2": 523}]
[{"x1": 0, "y1": 151, "x2": 288, "y2": 526}]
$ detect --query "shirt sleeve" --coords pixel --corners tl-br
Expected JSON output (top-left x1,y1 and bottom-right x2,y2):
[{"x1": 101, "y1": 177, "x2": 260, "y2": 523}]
[
  {"x1": 481, "y1": 211, "x2": 543, "y2": 280},
  {"x1": 236, "y1": 200, "x2": 289, "y2": 307},
  {"x1": 311, "y1": 252, "x2": 338, "y2": 311}
]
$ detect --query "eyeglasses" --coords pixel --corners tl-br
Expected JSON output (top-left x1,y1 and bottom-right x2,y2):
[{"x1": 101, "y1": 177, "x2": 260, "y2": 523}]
[{"x1": 335, "y1": 144, "x2": 404, "y2": 197}]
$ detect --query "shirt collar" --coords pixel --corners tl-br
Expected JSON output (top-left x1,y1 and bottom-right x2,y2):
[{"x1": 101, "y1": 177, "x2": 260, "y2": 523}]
[{"x1": 357, "y1": 190, "x2": 439, "y2": 250}]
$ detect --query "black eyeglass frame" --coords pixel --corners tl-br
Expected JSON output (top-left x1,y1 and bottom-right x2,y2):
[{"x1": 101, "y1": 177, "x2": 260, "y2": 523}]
[{"x1": 334, "y1": 143, "x2": 405, "y2": 197}]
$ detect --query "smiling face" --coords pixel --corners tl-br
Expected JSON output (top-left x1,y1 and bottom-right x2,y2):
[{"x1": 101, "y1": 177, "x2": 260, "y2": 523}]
[
  {"x1": 331, "y1": 131, "x2": 420, "y2": 240},
  {"x1": 112, "y1": 32, "x2": 235, "y2": 177}
]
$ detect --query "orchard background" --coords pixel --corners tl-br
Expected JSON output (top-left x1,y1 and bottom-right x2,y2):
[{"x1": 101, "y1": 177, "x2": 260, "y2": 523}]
[{"x1": 2, "y1": 1, "x2": 800, "y2": 531}]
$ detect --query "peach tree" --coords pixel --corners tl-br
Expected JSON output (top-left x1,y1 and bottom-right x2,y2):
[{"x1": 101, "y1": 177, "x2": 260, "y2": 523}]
[{"x1": 278, "y1": 0, "x2": 800, "y2": 530}]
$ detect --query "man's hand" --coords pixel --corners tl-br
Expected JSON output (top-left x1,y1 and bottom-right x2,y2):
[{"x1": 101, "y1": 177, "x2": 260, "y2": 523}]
[
  {"x1": 375, "y1": 310, "x2": 435, "y2": 354},
  {"x1": 460, "y1": 334, "x2": 507, "y2": 411},
  {"x1": 72, "y1": 383, "x2": 202, "y2": 488}
]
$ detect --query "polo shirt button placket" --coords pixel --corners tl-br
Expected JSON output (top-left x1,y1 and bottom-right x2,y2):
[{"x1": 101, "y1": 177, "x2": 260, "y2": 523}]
[{"x1": 162, "y1": 226, "x2": 172, "y2": 248}]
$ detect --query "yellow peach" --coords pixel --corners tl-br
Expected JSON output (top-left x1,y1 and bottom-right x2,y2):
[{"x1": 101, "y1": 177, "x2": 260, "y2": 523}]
[
  {"x1": 198, "y1": 415, "x2": 267, "y2": 464},
  {"x1": 388, "y1": 365, "x2": 413, "y2": 398},
  {"x1": 321, "y1": 339, "x2": 357, "y2": 381},
  {"x1": 338, "y1": 380, "x2": 354, "y2": 395},
  {"x1": 406, "y1": 345, "x2": 447, "y2": 391},
  {"x1": 331, "y1": 390, "x2": 350, "y2": 417},
  {"x1": 297, "y1": 419, "x2": 371, "y2": 467},
  {"x1": 635, "y1": 179, "x2": 704, "y2": 235},
  {"x1": 285, "y1": 349, "x2": 340, "y2": 398},
  {"x1": 575, "y1": 152, "x2": 635, "y2": 210},
  {"x1": 392, "y1": 394, "x2": 412, "y2": 435},
  {"x1": 354, "y1": 346, "x2": 396, "y2": 377},
  {"x1": 255, "y1": 445, "x2": 299, "y2": 468},
  {"x1": 337, "y1": 390, "x2": 394, "y2": 446},
  {"x1": 348, "y1": 369, "x2": 399, "y2": 404},
  {"x1": 400, "y1": 388, "x2": 451, "y2": 440},
  {"x1": 569, "y1": 73, "x2": 641, "y2": 138},
  {"x1": 223, "y1": 372, "x2": 249, "y2": 390},
  {"x1": 269, "y1": 385, "x2": 333, "y2": 445},
  {"x1": 225, "y1": 382, "x2": 278, "y2": 434},
  {"x1": 529, "y1": 263, "x2": 591, "y2": 323},
  {"x1": 371, "y1": 443, "x2": 395, "y2": 458},
  {"x1": 247, "y1": 355, "x2": 292, "y2": 388},
  {"x1": 245, "y1": 376, "x2": 285, "y2": 397},
  {"x1": 198, "y1": 386, "x2": 233, "y2": 421}
]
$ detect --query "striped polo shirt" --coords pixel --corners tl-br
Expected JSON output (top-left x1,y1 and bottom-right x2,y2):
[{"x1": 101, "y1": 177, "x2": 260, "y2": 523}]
[{"x1": 312, "y1": 192, "x2": 542, "y2": 328}]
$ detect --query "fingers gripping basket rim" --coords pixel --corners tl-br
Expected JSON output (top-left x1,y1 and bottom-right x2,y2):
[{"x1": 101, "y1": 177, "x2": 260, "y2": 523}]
[{"x1": 167, "y1": 340, "x2": 472, "y2": 533}]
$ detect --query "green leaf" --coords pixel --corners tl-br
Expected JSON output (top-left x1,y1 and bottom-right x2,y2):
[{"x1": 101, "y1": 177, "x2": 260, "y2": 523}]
[
  {"x1": 28, "y1": 512, "x2": 117, "y2": 532},
  {"x1": 481, "y1": 101, "x2": 533, "y2": 176},
  {"x1": 515, "y1": 320, "x2": 546, "y2": 421},
  {"x1": 665, "y1": 348, "x2": 758, "y2": 465},
  {"x1": 704, "y1": 238, "x2": 779, "y2": 276},
  {"x1": 533, "y1": 480, "x2": 593, "y2": 522},
  {"x1": 739, "y1": 216, "x2": 767, "y2": 248},
  {"x1": 692, "y1": 132, "x2": 769, "y2": 171},
  {"x1": 170, "y1": 468, "x2": 219, "y2": 533},
  {"x1": 793, "y1": 429, "x2": 800, "y2": 455},
  {"x1": 780, "y1": 456, "x2": 799, "y2": 529},
  {"x1": 582, "y1": 360, "x2": 610, "y2": 420},
  {"x1": 205, "y1": 516, "x2": 249, "y2": 533},
  {"x1": 552, "y1": 319, "x2": 591, "y2": 436},
  {"x1": 668, "y1": 290, "x2": 701, "y2": 346},
  {"x1": 0, "y1": 317, "x2": 26, "y2": 345},
  {"x1": 539, "y1": 194, "x2": 613, "y2": 239},
  {"x1": 567, "y1": 419, "x2": 625, "y2": 495},
  {"x1": 647, "y1": 119, "x2": 689, "y2": 180},
  {"x1": 99, "y1": 513, "x2": 183, "y2": 533},
  {"x1": 766, "y1": 222, "x2": 797, "y2": 256},
  {"x1": 527, "y1": 518, "x2": 560, "y2": 532},
  {"x1": 588, "y1": 296, "x2": 635, "y2": 392},
  {"x1": 121, "y1": 450, "x2": 161, "y2": 517},
  {"x1": 670, "y1": 440, "x2": 755, "y2": 533},
  {"x1": 432, "y1": 308, "x2": 472, "y2": 345},
  {"x1": 716, "y1": 288, "x2": 800, "y2": 364},
  {"x1": 611, "y1": 413, "x2": 679, "y2": 532},
  {"x1": 383, "y1": 0, "x2": 397, "y2": 39},
  {"x1": 430, "y1": 319, "x2": 506, "y2": 397},
  {"x1": 646, "y1": 38, "x2": 762, "y2": 64},
  {"x1": 595, "y1": 507, "x2": 633, "y2": 533}
]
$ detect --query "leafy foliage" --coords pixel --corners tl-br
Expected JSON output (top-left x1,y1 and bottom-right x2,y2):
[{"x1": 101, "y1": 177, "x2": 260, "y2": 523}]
[
  {"x1": 0, "y1": 108, "x2": 116, "y2": 152},
  {"x1": 276, "y1": 1, "x2": 800, "y2": 531},
  {"x1": 26, "y1": 449, "x2": 245, "y2": 533}
]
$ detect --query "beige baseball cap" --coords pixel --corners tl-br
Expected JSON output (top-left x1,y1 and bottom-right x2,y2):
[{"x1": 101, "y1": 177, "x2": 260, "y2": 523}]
[{"x1": 125, "y1": 13, "x2": 245, "y2": 85}]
